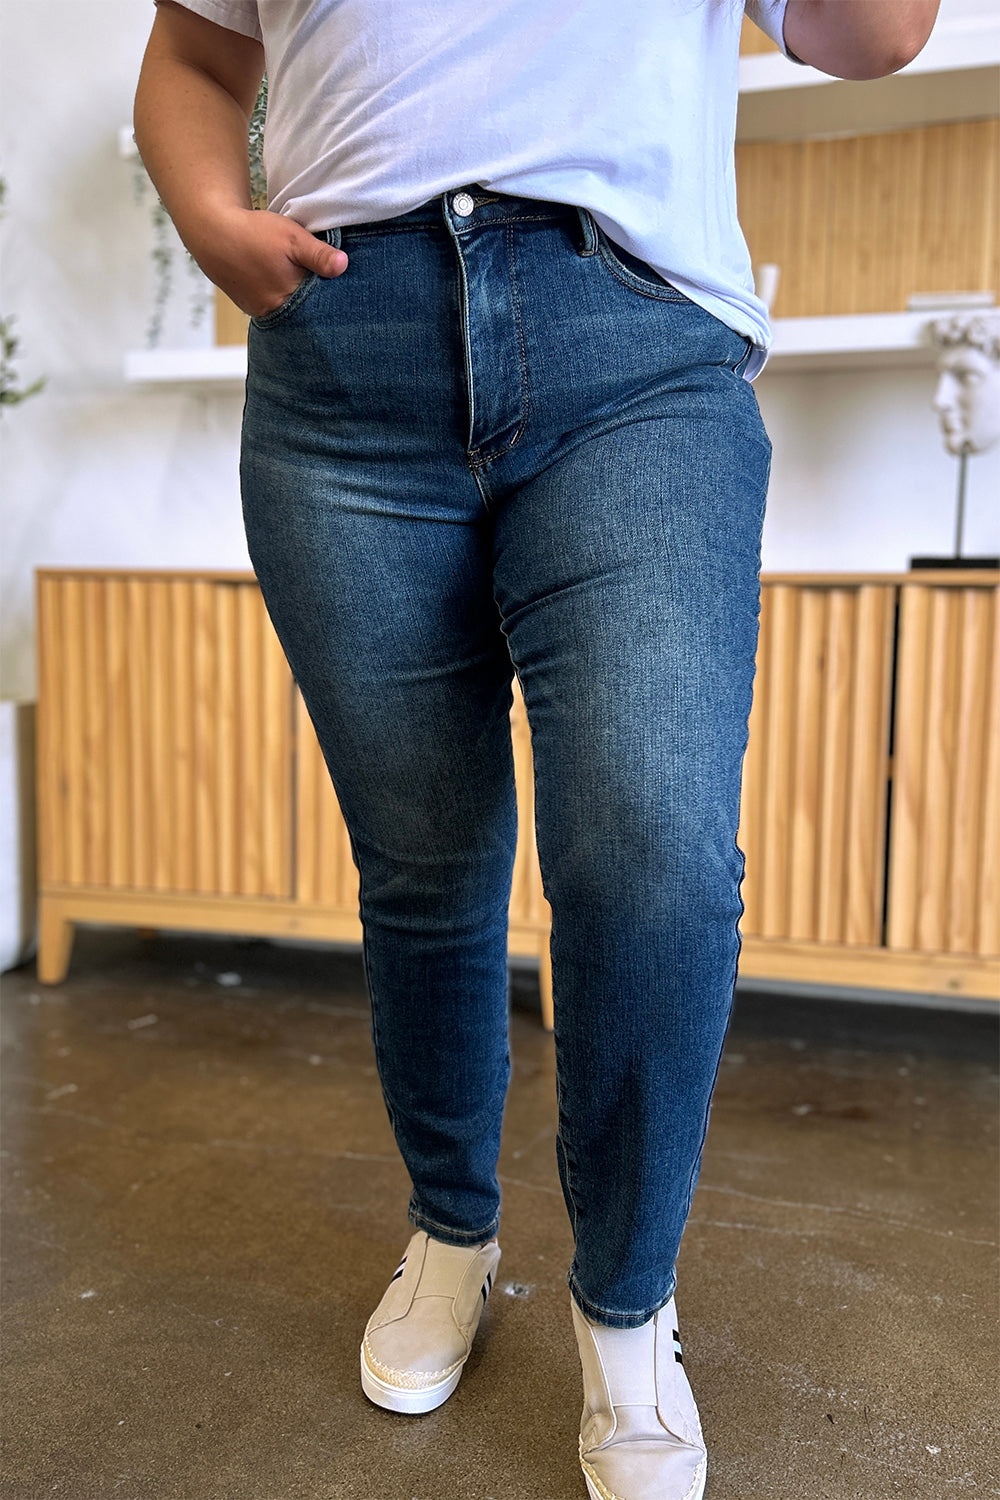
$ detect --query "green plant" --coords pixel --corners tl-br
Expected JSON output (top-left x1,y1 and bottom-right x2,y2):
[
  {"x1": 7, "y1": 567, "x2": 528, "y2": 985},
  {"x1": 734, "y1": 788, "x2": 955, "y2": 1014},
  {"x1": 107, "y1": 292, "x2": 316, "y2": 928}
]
[
  {"x1": 0, "y1": 176, "x2": 45, "y2": 409},
  {"x1": 0, "y1": 317, "x2": 45, "y2": 408},
  {"x1": 248, "y1": 75, "x2": 268, "y2": 210}
]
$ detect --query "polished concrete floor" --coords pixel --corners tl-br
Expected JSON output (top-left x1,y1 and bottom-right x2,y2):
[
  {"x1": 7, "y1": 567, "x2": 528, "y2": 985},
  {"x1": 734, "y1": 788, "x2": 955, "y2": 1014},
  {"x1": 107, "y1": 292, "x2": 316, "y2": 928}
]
[{"x1": 2, "y1": 928, "x2": 997, "y2": 1500}]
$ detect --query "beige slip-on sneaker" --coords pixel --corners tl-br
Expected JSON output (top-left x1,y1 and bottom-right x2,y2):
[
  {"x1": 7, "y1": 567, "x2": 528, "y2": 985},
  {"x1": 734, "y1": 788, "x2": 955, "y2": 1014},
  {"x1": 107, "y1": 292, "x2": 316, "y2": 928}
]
[
  {"x1": 360, "y1": 1228, "x2": 501, "y2": 1414},
  {"x1": 571, "y1": 1292, "x2": 708, "y2": 1500}
]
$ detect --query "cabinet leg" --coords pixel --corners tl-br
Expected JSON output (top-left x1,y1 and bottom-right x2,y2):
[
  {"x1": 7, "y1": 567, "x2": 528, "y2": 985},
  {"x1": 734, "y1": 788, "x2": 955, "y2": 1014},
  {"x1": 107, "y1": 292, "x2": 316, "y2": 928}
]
[
  {"x1": 538, "y1": 938, "x2": 554, "y2": 1033},
  {"x1": 37, "y1": 898, "x2": 75, "y2": 984}
]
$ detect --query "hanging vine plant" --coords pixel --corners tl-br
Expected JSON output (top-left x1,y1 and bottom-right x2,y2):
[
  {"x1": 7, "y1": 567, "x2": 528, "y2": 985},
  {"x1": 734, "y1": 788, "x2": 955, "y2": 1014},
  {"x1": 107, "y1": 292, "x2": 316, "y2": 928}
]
[
  {"x1": 248, "y1": 75, "x2": 268, "y2": 211},
  {"x1": 137, "y1": 76, "x2": 268, "y2": 347},
  {"x1": 0, "y1": 176, "x2": 46, "y2": 409}
]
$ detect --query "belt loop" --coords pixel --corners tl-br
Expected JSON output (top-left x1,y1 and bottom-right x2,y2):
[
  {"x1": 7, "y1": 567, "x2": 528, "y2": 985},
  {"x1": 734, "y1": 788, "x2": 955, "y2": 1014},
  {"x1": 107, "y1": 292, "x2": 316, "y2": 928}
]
[
  {"x1": 575, "y1": 206, "x2": 598, "y2": 257},
  {"x1": 324, "y1": 226, "x2": 342, "y2": 249}
]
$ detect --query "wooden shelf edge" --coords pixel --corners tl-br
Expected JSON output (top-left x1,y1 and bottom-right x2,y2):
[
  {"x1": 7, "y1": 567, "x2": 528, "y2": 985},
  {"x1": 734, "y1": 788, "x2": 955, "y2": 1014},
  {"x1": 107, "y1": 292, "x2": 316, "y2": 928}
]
[
  {"x1": 739, "y1": 18, "x2": 1000, "y2": 94},
  {"x1": 34, "y1": 567, "x2": 999, "y2": 586},
  {"x1": 124, "y1": 346, "x2": 247, "y2": 385},
  {"x1": 125, "y1": 309, "x2": 995, "y2": 385},
  {"x1": 37, "y1": 890, "x2": 1000, "y2": 1003},
  {"x1": 739, "y1": 936, "x2": 1000, "y2": 1000}
]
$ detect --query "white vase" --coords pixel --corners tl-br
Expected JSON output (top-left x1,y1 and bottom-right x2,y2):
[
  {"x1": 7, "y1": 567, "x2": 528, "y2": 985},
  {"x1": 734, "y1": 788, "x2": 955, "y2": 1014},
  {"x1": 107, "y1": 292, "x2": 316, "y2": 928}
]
[{"x1": 754, "y1": 262, "x2": 781, "y2": 311}]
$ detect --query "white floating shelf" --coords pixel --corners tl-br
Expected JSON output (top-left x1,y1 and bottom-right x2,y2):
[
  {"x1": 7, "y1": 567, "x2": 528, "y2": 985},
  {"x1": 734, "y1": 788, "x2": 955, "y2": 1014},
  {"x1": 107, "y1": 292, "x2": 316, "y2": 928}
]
[
  {"x1": 125, "y1": 310, "x2": 974, "y2": 387},
  {"x1": 739, "y1": 14, "x2": 1000, "y2": 93},
  {"x1": 761, "y1": 310, "x2": 952, "y2": 373},
  {"x1": 125, "y1": 346, "x2": 248, "y2": 384},
  {"x1": 737, "y1": 16, "x2": 1000, "y2": 140}
]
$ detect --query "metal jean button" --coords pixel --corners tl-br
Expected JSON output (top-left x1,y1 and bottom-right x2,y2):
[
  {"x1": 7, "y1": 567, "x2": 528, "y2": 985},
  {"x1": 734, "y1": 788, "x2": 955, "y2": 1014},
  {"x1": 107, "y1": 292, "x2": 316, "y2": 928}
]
[{"x1": 452, "y1": 192, "x2": 475, "y2": 217}]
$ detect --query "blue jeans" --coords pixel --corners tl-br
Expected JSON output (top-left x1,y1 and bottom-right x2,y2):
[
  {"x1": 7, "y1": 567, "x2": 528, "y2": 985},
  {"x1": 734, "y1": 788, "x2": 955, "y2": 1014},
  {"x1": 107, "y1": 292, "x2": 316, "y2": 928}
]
[{"x1": 240, "y1": 186, "x2": 771, "y2": 1328}]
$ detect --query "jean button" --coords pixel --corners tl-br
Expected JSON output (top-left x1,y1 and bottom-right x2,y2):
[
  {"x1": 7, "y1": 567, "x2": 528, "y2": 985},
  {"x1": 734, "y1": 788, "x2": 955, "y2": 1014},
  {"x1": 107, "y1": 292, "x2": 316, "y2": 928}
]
[{"x1": 452, "y1": 192, "x2": 475, "y2": 217}]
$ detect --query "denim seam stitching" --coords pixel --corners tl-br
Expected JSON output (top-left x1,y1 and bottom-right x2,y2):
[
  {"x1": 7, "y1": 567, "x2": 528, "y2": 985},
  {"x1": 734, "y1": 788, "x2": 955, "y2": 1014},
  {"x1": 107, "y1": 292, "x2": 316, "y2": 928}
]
[
  {"x1": 569, "y1": 1271, "x2": 678, "y2": 1329},
  {"x1": 409, "y1": 1208, "x2": 501, "y2": 1242},
  {"x1": 593, "y1": 228, "x2": 688, "y2": 303},
  {"x1": 457, "y1": 212, "x2": 566, "y2": 227},
  {"x1": 505, "y1": 219, "x2": 532, "y2": 446},
  {"x1": 678, "y1": 847, "x2": 748, "y2": 1230},
  {"x1": 468, "y1": 439, "x2": 522, "y2": 470},
  {"x1": 250, "y1": 270, "x2": 322, "y2": 329},
  {"x1": 448, "y1": 224, "x2": 488, "y2": 507},
  {"x1": 597, "y1": 251, "x2": 689, "y2": 303},
  {"x1": 341, "y1": 212, "x2": 569, "y2": 242},
  {"x1": 464, "y1": 222, "x2": 530, "y2": 472},
  {"x1": 552, "y1": 1025, "x2": 582, "y2": 1246}
]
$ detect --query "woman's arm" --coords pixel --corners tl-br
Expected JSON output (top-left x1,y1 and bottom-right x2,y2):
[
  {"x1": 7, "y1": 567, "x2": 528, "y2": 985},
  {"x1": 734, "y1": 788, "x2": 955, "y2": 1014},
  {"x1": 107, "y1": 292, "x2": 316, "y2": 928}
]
[
  {"x1": 133, "y1": 0, "x2": 346, "y2": 318},
  {"x1": 783, "y1": 0, "x2": 942, "y2": 80}
]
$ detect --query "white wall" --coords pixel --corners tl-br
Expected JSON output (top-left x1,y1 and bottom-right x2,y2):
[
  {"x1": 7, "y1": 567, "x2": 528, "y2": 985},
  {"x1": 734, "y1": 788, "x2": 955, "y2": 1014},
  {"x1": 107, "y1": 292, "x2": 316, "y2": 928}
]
[
  {"x1": 0, "y1": 0, "x2": 250, "y2": 706},
  {"x1": 1, "y1": 0, "x2": 997, "y2": 708},
  {"x1": 757, "y1": 366, "x2": 998, "y2": 572}
]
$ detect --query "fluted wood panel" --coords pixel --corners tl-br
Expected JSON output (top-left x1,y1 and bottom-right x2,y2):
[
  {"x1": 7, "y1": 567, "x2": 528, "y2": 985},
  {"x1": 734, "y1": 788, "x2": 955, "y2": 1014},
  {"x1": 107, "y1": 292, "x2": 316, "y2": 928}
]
[
  {"x1": 36, "y1": 574, "x2": 293, "y2": 898},
  {"x1": 214, "y1": 286, "x2": 250, "y2": 346},
  {"x1": 887, "y1": 583, "x2": 999, "y2": 956},
  {"x1": 736, "y1": 120, "x2": 1000, "y2": 317},
  {"x1": 35, "y1": 570, "x2": 999, "y2": 1003},
  {"x1": 35, "y1": 577, "x2": 61, "y2": 885},
  {"x1": 509, "y1": 678, "x2": 551, "y2": 934},
  {"x1": 739, "y1": 583, "x2": 896, "y2": 945}
]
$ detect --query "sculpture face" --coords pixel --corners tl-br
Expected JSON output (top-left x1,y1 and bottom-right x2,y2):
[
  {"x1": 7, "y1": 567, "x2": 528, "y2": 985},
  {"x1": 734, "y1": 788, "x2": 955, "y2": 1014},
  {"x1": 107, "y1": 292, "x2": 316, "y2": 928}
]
[{"x1": 932, "y1": 346, "x2": 1000, "y2": 456}]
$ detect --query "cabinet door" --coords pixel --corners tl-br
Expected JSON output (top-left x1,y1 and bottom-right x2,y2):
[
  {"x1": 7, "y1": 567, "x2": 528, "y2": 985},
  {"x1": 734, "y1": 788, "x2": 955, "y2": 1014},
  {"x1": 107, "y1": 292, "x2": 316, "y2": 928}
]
[
  {"x1": 739, "y1": 582, "x2": 896, "y2": 946},
  {"x1": 509, "y1": 675, "x2": 550, "y2": 938},
  {"x1": 886, "y1": 581, "x2": 1000, "y2": 958},
  {"x1": 37, "y1": 573, "x2": 294, "y2": 899}
]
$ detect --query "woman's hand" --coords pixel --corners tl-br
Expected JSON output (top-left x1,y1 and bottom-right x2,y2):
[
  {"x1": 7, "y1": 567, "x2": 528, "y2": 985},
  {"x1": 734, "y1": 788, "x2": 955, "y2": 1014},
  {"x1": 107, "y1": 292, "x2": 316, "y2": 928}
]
[
  {"x1": 187, "y1": 206, "x2": 349, "y2": 320},
  {"x1": 135, "y1": 5, "x2": 351, "y2": 317}
]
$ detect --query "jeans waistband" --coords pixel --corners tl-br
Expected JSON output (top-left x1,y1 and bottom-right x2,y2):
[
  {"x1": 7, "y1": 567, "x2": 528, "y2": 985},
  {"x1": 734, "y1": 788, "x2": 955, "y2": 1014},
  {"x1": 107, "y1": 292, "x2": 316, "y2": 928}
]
[{"x1": 322, "y1": 186, "x2": 599, "y2": 257}]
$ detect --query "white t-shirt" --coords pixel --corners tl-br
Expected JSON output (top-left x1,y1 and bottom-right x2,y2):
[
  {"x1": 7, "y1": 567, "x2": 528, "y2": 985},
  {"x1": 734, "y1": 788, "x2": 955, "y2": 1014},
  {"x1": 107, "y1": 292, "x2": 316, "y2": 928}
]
[{"x1": 160, "y1": 0, "x2": 806, "y2": 381}]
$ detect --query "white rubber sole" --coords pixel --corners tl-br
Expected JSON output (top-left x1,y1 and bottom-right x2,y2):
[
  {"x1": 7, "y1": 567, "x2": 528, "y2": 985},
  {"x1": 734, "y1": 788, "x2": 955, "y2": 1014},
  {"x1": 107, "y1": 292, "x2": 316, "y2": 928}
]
[
  {"x1": 582, "y1": 1459, "x2": 707, "y2": 1500},
  {"x1": 359, "y1": 1345, "x2": 465, "y2": 1415}
]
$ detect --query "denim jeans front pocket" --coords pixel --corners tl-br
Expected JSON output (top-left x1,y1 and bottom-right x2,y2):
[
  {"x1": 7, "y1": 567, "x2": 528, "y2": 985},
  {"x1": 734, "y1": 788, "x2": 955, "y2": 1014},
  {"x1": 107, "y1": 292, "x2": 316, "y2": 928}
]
[
  {"x1": 594, "y1": 225, "x2": 690, "y2": 303},
  {"x1": 250, "y1": 269, "x2": 322, "y2": 330}
]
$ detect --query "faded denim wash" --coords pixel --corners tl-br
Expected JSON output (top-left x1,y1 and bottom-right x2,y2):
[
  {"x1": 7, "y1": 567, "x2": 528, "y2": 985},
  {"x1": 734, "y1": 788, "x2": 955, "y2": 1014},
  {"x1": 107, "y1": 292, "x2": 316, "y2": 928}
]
[{"x1": 240, "y1": 185, "x2": 772, "y2": 1328}]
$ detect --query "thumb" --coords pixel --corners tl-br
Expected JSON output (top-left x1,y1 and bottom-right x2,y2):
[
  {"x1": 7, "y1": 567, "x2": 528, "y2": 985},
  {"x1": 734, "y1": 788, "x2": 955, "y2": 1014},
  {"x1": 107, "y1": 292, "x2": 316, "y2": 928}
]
[{"x1": 290, "y1": 227, "x2": 348, "y2": 278}]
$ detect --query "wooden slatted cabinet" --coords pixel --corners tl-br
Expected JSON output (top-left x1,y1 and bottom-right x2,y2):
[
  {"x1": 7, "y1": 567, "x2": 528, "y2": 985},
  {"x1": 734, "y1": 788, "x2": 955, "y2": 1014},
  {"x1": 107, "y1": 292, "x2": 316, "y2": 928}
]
[
  {"x1": 34, "y1": 568, "x2": 552, "y2": 1009},
  {"x1": 35, "y1": 569, "x2": 1000, "y2": 1023}
]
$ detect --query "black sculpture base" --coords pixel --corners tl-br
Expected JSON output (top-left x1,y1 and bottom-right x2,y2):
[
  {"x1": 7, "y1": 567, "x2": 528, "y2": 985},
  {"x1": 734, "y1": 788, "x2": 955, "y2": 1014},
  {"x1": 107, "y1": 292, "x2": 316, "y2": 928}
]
[{"x1": 908, "y1": 555, "x2": 1000, "y2": 570}]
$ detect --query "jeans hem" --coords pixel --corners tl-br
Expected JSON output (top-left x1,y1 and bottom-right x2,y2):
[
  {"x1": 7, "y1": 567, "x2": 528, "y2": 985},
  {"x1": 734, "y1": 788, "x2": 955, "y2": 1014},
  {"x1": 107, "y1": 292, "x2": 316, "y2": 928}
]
[
  {"x1": 567, "y1": 1268, "x2": 678, "y2": 1330},
  {"x1": 409, "y1": 1207, "x2": 501, "y2": 1248}
]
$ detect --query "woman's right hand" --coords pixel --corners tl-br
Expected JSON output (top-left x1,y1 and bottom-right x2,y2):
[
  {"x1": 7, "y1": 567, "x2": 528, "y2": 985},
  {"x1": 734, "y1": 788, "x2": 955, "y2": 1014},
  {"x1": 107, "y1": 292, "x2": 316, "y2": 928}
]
[
  {"x1": 135, "y1": 8, "x2": 347, "y2": 318},
  {"x1": 189, "y1": 206, "x2": 349, "y2": 320}
]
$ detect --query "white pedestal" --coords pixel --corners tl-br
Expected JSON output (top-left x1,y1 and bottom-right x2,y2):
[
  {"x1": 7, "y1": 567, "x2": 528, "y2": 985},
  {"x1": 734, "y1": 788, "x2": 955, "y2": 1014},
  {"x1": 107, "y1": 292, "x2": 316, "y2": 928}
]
[{"x1": 0, "y1": 701, "x2": 37, "y2": 974}]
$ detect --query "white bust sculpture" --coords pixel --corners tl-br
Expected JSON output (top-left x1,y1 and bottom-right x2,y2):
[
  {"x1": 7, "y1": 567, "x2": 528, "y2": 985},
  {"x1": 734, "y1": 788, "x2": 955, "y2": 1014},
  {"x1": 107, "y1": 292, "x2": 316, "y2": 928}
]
[
  {"x1": 928, "y1": 311, "x2": 1000, "y2": 456},
  {"x1": 910, "y1": 310, "x2": 1000, "y2": 568}
]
